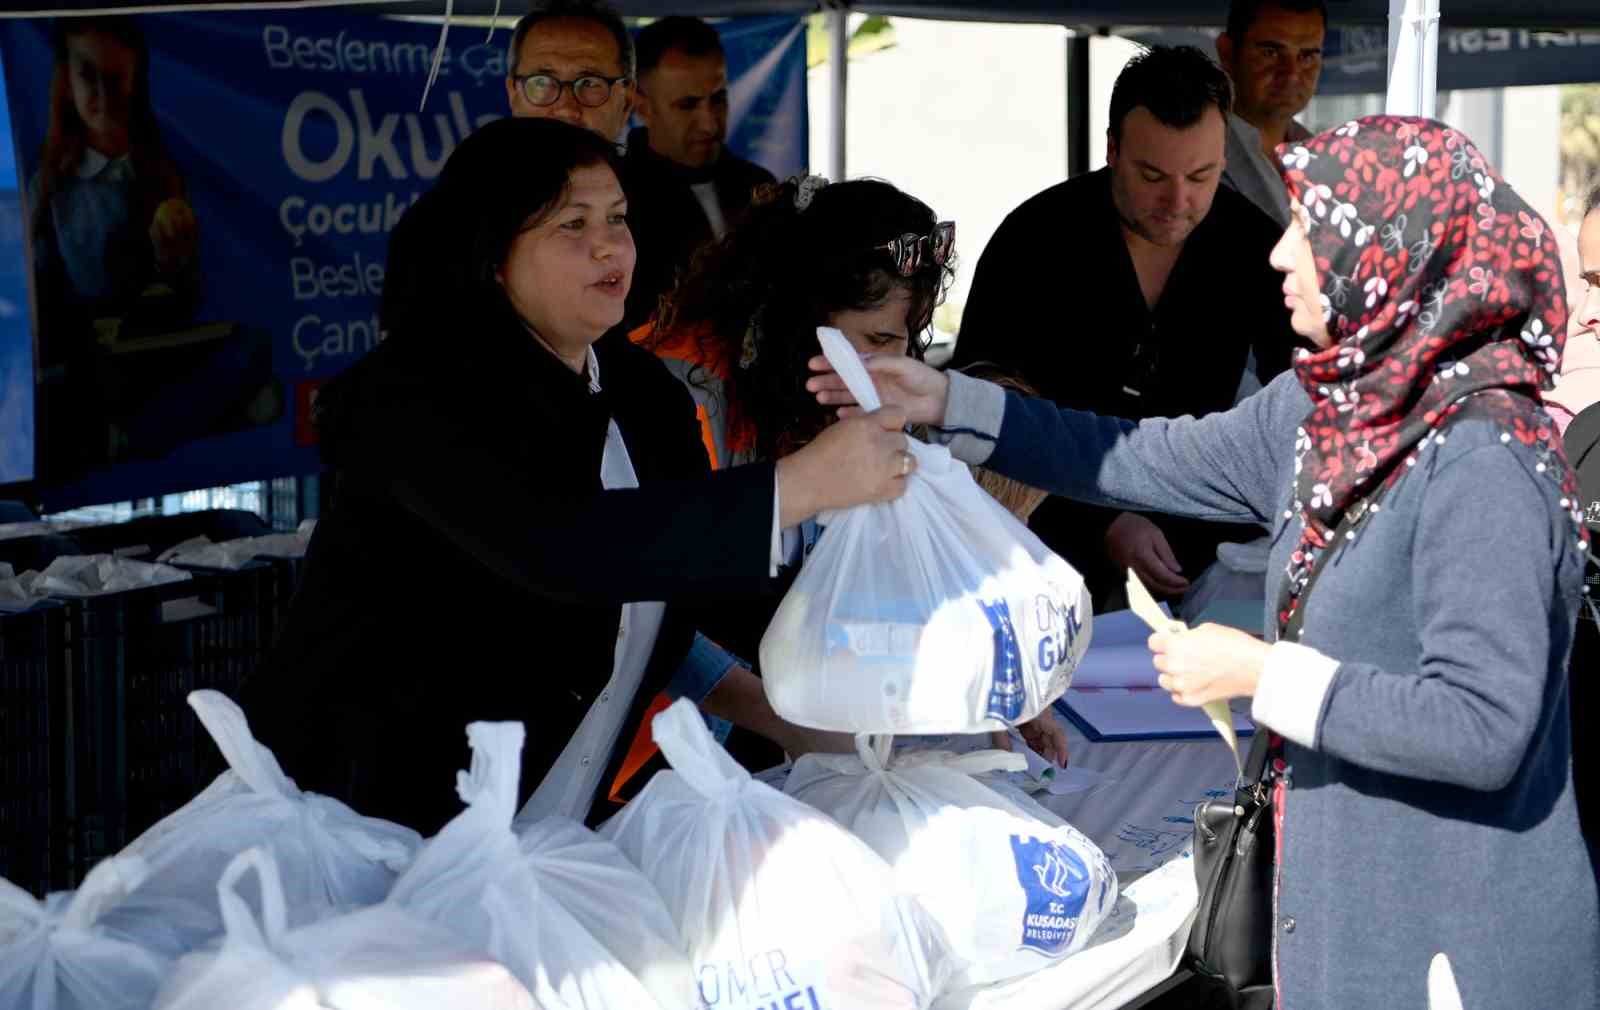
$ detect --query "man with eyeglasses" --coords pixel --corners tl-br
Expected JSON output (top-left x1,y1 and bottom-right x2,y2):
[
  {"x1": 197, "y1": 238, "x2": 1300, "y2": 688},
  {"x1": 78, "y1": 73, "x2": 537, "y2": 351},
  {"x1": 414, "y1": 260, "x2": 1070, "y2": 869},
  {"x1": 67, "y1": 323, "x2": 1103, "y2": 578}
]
[
  {"x1": 950, "y1": 46, "x2": 1302, "y2": 613},
  {"x1": 1216, "y1": 0, "x2": 1326, "y2": 227},
  {"x1": 504, "y1": 0, "x2": 636, "y2": 142},
  {"x1": 619, "y1": 17, "x2": 775, "y2": 334}
]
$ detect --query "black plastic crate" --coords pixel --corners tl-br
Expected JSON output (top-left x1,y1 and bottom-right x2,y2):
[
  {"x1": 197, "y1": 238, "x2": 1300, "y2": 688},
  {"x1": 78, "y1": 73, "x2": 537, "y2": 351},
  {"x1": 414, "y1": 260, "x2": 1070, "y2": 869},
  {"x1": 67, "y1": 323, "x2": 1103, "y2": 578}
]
[
  {"x1": 57, "y1": 567, "x2": 272, "y2": 878},
  {"x1": 256, "y1": 554, "x2": 306, "y2": 651},
  {"x1": 170, "y1": 562, "x2": 275, "y2": 786},
  {"x1": 0, "y1": 601, "x2": 68, "y2": 898}
]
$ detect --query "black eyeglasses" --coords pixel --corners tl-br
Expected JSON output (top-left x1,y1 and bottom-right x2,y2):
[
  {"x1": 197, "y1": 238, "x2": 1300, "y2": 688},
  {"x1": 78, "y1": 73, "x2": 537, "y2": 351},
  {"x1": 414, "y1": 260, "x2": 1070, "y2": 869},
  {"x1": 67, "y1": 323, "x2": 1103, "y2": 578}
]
[
  {"x1": 874, "y1": 221, "x2": 955, "y2": 277},
  {"x1": 513, "y1": 73, "x2": 630, "y2": 109}
]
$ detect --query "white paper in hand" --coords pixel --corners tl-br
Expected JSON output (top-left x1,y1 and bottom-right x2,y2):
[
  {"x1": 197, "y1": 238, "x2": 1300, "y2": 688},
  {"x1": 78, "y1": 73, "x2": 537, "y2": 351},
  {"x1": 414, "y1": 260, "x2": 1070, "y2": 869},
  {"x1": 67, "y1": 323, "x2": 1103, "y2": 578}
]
[
  {"x1": 1428, "y1": 953, "x2": 1466, "y2": 1010},
  {"x1": 1124, "y1": 569, "x2": 1243, "y2": 777}
]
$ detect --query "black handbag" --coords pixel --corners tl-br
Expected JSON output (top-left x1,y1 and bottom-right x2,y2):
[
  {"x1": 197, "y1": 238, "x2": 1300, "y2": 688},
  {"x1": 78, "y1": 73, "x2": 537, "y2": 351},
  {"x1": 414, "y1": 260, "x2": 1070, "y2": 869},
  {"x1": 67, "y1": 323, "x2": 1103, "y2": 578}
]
[
  {"x1": 1187, "y1": 727, "x2": 1275, "y2": 995},
  {"x1": 1184, "y1": 501, "x2": 1365, "y2": 1004}
]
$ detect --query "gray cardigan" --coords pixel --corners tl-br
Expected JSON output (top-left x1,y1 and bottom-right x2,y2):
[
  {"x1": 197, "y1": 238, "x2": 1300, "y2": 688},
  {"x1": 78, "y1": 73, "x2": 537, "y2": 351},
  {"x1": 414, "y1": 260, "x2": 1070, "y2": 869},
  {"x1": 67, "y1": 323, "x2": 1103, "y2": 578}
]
[{"x1": 939, "y1": 369, "x2": 1599, "y2": 1010}]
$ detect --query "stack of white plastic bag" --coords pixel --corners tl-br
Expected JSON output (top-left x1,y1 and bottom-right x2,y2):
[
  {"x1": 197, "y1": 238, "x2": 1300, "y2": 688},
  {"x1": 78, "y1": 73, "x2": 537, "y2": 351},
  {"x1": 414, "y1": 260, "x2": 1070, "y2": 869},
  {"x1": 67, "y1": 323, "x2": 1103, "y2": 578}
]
[
  {"x1": 157, "y1": 520, "x2": 316, "y2": 571},
  {"x1": 2, "y1": 554, "x2": 191, "y2": 599},
  {"x1": 785, "y1": 736, "x2": 1117, "y2": 990},
  {"x1": 602, "y1": 699, "x2": 952, "y2": 1010},
  {"x1": 122, "y1": 690, "x2": 421, "y2": 947},
  {"x1": 0, "y1": 856, "x2": 189, "y2": 1010},
  {"x1": 151, "y1": 847, "x2": 539, "y2": 1010},
  {"x1": 0, "y1": 562, "x2": 26, "y2": 605},
  {"x1": 388, "y1": 721, "x2": 702, "y2": 1010},
  {"x1": 760, "y1": 327, "x2": 1093, "y2": 734}
]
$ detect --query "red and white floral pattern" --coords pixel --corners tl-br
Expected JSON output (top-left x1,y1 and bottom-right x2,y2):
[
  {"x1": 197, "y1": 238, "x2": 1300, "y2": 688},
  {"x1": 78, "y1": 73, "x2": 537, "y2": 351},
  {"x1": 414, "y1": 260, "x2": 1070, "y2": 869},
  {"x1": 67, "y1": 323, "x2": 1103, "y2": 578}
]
[{"x1": 1273, "y1": 115, "x2": 1583, "y2": 633}]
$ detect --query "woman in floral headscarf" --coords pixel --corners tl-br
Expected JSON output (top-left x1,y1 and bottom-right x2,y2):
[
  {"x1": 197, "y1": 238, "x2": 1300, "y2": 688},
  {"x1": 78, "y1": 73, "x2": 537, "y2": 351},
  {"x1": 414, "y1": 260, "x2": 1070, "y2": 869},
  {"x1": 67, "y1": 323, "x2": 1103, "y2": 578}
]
[{"x1": 806, "y1": 116, "x2": 1599, "y2": 1009}]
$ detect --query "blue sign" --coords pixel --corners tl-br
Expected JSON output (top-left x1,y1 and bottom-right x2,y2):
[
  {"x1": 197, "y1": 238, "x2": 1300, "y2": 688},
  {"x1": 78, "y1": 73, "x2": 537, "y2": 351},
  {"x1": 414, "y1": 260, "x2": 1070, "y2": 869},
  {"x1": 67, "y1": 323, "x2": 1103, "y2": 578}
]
[
  {"x1": 1009, "y1": 832, "x2": 1094, "y2": 957},
  {"x1": 0, "y1": 12, "x2": 807, "y2": 508}
]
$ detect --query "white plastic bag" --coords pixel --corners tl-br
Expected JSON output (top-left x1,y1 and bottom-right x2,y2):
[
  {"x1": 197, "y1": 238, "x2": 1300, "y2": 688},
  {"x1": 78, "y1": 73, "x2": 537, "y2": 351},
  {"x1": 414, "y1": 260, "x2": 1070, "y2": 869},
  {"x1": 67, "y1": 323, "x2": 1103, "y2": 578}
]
[
  {"x1": 759, "y1": 328, "x2": 1092, "y2": 734},
  {"x1": 153, "y1": 847, "x2": 541, "y2": 1010},
  {"x1": 517, "y1": 816, "x2": 699, "y2": 1010},
  {"x1": 784, "y1": 736, "x2": 1118, "y2": 989},
  {"x1": 0, "y1": 857, "x2": 178, "y2": 1010},
  {"x1": 388, "y1": 722, "x2": 698, "y2": 1010},
  {"x1": 600, "y1": 698, "x2": 951, "y2": 1010},
  {"x1": 122, "y1": 690, "x2": 421, "y2": 949}
]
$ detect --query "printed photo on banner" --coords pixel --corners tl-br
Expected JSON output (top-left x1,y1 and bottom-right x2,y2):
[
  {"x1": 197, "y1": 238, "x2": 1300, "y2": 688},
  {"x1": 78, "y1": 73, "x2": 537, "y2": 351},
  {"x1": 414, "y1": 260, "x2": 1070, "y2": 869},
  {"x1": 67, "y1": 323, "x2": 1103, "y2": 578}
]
[{"x1": 0, "y1": 11, "x2": 807, "y2": 509}]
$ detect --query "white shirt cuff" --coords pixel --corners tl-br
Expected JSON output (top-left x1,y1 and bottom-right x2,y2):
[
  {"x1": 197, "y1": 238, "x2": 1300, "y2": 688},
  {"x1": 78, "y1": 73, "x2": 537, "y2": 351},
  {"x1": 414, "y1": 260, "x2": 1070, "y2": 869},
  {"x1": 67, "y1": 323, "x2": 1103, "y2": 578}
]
[
  {"x1": 1250, "y1": 640, "x2": 1340, "y2": 750},
  {"x1": 770, "y1": 478, "x2": 783, "y2": 577}
]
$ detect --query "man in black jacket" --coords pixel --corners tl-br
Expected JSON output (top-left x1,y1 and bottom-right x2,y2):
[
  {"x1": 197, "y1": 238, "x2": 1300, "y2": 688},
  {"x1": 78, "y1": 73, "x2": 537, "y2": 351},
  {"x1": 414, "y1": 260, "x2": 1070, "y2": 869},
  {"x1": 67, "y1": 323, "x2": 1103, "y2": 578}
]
[
  {"x1": 620, "y1": 17, "x2": 776, "y2": 334},
  {"x1": 950, "y1": 46, "x2": 1304, "y2": 611}
]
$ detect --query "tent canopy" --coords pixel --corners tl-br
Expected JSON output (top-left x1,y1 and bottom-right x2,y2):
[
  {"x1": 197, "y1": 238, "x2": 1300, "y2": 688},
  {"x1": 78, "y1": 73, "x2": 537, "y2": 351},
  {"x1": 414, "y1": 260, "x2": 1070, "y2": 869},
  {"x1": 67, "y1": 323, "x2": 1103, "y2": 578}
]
[{"x1": 6, "y1": 0, "x2": 1599, "y2": 28}]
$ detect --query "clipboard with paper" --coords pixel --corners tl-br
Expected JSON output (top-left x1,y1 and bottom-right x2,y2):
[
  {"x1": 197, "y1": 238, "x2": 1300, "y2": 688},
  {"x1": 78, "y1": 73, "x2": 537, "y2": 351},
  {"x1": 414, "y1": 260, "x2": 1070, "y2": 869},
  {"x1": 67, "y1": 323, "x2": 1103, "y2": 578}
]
[{"x1": 1054, "y1": 571, "x2": 1252, "y2": 770}]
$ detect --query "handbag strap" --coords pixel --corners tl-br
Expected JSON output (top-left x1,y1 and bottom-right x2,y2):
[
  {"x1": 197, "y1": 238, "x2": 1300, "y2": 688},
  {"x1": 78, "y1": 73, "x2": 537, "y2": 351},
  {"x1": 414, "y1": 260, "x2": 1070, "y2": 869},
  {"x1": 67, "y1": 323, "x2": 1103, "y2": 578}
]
[
  {"x1": 1246, "y1": 497, "x2": 1370, "y2": 788},
  {"x1": 1282, "y1": 498, "x2": 1369, "y2": 643}
]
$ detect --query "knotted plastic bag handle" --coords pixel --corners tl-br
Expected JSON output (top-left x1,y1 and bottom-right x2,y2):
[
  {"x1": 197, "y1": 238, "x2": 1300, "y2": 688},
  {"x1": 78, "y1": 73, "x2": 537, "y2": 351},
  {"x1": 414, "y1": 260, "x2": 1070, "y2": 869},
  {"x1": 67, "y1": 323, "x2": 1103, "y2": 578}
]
[
  {"x1": 651, "y1": 698, "x2": 751, "y2": 800},
  {"x1": 455, "y1": 722, "x2": 527, "y2": 826},
  {"x1": 188, "y1": 690, "x2": 299, "y2": 799}
]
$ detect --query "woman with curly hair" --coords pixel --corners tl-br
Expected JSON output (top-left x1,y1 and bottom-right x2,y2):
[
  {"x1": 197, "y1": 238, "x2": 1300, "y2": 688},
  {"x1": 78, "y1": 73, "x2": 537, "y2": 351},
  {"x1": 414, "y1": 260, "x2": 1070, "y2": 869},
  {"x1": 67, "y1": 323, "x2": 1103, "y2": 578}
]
[{"x1": 637, "y1": 175, "x2": 1070, "y2": 766}]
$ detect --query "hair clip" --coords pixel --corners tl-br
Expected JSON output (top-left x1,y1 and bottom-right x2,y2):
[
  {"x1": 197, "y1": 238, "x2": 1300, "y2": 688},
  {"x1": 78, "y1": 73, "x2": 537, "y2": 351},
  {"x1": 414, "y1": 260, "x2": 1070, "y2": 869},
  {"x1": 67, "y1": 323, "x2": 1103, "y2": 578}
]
[{"x1": 794, "y1": 174, "x2": 830, "y2": 213}]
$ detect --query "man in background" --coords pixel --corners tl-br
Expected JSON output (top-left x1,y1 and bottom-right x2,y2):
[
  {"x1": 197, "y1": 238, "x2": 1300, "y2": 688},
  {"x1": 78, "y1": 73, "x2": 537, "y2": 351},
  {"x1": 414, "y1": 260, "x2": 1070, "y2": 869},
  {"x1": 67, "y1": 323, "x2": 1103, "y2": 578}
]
[
  {"x1": 1216, "y1": 0, "x2": 1326, "y2": 226},
  {"x1": 951, "y1": 46, "x2": 1302, "y2": 610},
  {"x1": 505, "y1": 0, "x2": 636, "y2": 142},
  {"x1": 621, "y1": 16, "x2": 775, "y2": 333}
]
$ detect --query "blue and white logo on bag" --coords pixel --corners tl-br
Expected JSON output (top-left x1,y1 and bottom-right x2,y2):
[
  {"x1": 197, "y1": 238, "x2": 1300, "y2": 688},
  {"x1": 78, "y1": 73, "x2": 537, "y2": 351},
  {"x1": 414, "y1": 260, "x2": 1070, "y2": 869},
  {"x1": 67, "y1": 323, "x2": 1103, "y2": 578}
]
[
  {"x1": 979, "y1": 598, "x2": 1025, "y2": 721},
  {"x1": 1009, "y1": 833, "x2": 1091, "y2": 956}
]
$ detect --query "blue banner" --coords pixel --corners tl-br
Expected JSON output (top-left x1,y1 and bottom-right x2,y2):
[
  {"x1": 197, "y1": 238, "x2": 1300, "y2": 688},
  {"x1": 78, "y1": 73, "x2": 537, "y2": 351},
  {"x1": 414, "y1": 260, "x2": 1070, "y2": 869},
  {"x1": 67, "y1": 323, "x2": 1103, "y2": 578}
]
[
  {"x1": 0, "y1": 60, "x2": 31, "y2": 487},
  {"x1": 0, "y1": 12, "x2": 807, "y2": 509}
]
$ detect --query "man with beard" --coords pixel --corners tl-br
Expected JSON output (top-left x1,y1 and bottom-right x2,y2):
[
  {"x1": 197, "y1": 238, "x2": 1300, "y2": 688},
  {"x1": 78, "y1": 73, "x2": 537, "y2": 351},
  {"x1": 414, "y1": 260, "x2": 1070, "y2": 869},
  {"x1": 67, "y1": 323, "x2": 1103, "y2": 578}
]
[
  {"x1": 1217, "y1": 0, "x2": 1327, "y2": 227},
  {"x1": 950, "y1": 46, "x2": 1302, "y2": 610}
]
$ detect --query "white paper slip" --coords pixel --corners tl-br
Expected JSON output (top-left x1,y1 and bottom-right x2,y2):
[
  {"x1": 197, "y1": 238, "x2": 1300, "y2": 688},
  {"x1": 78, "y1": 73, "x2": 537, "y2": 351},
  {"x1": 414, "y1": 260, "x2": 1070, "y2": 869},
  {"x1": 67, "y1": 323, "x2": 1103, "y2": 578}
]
[
  {"x1": 1008, "y1": 727, "x2": 1058, "y2": 784},
  {"x1": 1124, "y1": 570, "x2": 1245, "y2": 776}
]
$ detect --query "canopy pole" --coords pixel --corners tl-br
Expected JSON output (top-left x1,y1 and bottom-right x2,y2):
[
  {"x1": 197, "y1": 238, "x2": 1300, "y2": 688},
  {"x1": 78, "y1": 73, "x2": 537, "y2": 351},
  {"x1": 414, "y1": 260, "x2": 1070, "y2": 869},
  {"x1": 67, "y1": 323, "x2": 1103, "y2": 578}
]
[
  {"x1": 828, "y1": 5, "x2": 849, "y2": 180},
  {"x1": 1065, "y1": 29, "x2": 1091, "y2": 178},
  {"x1": 1385, "y1": 0, "x2": 1441, "y2": 117}
]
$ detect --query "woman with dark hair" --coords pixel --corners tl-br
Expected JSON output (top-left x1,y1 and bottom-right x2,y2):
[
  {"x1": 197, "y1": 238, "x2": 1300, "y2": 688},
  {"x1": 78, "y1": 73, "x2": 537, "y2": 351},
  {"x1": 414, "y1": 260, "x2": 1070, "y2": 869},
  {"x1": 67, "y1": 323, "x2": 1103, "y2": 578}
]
[
  {"x1": 810, "y1": 117, "x2": 1599, "y2": 1008},
  {"x1": 245, "y1": 118, "x2": 916, "y2": 834},
  {"x1": 643, "y1": 176, "x2": 952, "y2": 467},
  {"x1": 638, "y1": 176, "x2": 1070, "y2": 765}
]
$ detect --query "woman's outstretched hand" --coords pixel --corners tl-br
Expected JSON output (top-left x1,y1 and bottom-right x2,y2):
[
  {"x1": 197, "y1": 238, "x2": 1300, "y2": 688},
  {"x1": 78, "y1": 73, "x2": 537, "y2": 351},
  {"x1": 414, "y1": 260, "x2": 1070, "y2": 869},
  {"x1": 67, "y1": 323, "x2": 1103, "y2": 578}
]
[
  {"x1": 777, "y1": 406, "x2": 913, "y2": 526},
  {"x1": 807, "y1": 354, "x2": 951, "y2": 427}
]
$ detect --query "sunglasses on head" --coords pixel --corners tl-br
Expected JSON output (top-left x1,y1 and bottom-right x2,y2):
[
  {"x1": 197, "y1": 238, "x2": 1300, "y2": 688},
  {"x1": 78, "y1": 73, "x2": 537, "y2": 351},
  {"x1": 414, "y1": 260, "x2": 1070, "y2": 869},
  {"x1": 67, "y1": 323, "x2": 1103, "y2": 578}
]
[{"x1": 874, "y1": 221, "x2": 955, "y2": 277}]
